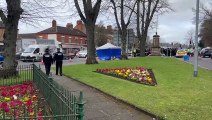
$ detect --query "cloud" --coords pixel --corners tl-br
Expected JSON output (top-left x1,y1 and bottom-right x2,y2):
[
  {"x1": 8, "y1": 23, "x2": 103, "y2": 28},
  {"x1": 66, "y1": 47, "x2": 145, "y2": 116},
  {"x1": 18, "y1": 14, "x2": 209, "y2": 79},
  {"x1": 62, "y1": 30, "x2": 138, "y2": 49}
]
[
  {"x1": 148, "y1": 0, "x2": 210, "y2": 44},
  {"x1": 18, "y1": 0, "x2": 210, "y2": 45}
]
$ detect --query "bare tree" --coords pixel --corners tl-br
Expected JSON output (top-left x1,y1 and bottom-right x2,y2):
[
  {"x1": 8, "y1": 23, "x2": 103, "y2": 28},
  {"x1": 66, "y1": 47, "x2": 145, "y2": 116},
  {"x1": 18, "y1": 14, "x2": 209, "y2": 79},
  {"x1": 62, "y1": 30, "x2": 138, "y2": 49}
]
[
  {"x1": 110, "y1": 0, "x2": 137, "y2": 60},
  {"x1": 136, "y1": 0, "x2": 172, "y2": 56},
  {"x1": 185, "y1": 29, "x2": 195, "y2": 48},
  {"x1": 95, "y1": 21, "x2": 108, "y2": 47},
  {"x1": 199, "y1": 3, "x2": 212, "y2": 47},
  {"x1": 0, "y1": 0, "x2": 23, "y2": 70},
  {"x1": 200, "y1": 18, "x2": 212, "y2": 47},
  {"x1": 74, "y1": 0, "x2": 102, "y2": 64},
  {"x1": 0, "y1": 0, "x2": 57, "y2": 73}
]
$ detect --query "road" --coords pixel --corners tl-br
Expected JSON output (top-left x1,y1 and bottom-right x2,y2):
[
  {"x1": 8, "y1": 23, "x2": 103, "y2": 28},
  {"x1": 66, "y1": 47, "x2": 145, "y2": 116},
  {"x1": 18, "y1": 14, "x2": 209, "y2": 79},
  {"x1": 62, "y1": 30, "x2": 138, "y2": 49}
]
[
  {"x1": 18, "y1": 56, "x2": 212, "y2": 70},
  {"x1": 18, "y1": 57, "x2": 87, "y2": 66},
  {"x1": 179, "y1": 57, "x2": 212, "y2": 70}
]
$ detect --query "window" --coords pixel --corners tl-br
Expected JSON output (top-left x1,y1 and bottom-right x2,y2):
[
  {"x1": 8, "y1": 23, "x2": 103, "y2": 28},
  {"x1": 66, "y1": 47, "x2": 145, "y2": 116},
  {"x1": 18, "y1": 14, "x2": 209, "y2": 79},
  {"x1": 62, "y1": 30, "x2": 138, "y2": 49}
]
[
  {"x1": 69, "y1": 37, "x2": 72, "y2": 43},
  {"x1": 34, "y1": 48, "x2": 40, "y2": 54},
  {"x1": 85, "y1": 39, "x2": 87, "y2": 45},
  {"x1": 61, "y1": 36, "x2": 65, "y2": 43},
  {"x1": 75, "y1": 37, "x2": 78, "y2": 44},
  {"x1": 80, "y1": 38, "x2": 83, "y2": 44},
  {"x1": 39, "y1": 36, "x2": 43, "y2": 39}
]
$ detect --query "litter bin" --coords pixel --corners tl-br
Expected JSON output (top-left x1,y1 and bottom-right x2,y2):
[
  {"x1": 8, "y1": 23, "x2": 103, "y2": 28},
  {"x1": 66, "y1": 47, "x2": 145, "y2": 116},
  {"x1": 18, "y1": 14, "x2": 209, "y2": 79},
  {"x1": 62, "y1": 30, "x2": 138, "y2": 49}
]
[{"x1": 183, "y1": 55, "x2": 189, "y2": 61}]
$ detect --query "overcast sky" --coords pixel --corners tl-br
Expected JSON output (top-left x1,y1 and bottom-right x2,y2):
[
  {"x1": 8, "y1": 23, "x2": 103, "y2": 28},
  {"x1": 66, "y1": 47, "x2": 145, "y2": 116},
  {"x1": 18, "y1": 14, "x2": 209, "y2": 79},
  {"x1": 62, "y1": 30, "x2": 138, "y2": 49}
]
[{"x1": 19, "y1": 0, "x2": 211, "y2": 44}]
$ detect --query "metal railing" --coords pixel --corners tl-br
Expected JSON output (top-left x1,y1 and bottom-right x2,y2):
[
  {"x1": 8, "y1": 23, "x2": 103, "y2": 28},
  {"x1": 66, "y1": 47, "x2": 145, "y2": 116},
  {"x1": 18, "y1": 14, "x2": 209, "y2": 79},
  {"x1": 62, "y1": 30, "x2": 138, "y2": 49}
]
[
  {"x1": 0, "y1": 65, "x2": 33, "y2": 86},
  {"x1": 0, "y1": 64, "x2": 84, "y2": 120}
]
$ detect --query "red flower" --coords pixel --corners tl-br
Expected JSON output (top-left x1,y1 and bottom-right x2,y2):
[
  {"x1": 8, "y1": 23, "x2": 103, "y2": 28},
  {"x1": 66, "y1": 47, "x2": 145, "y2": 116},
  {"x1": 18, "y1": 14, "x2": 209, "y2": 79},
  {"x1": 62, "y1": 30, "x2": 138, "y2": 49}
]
[
  {"x1": 0, "y1": 102, "x2": 7, "y2": 108},
  {"x1": 26, "y1": 99, "x2": 32, "y2": 107},
  {"x1": 38, "y1": 111, "x2": 43, "y2": 116},
  {"x1": 1, "y1": 91, "x2": 7, "y2": 97},
  {"x1": 3, "y1": 105, "x2": 10, "y2": 112}
]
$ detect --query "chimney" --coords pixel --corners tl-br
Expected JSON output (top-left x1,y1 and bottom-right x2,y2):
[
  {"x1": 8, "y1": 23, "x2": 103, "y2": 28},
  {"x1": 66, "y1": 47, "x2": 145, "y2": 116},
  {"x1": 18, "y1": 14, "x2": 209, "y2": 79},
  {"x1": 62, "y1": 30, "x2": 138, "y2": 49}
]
[
  {"x1": 66, "y1": 23, "x2": 73, "y2": 29},
  {"x1": 107, "y1": 25, "x2": 112, "y2": 31},
  {"x1": 52, "y1": 20, "x2": 57, "y2": 27},
  {"x1": 107, "y1": 25, "x2": 112, "y2": 33},
  {"x1": 77, "y1": 20, "x2": 82, "y2": 25}
]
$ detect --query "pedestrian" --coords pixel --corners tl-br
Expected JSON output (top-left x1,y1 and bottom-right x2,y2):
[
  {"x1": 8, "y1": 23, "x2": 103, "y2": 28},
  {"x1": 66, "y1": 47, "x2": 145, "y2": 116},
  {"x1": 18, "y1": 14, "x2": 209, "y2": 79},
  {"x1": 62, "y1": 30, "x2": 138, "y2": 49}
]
[
  {"x1": 43, "y1": 48, "x2": 53, "y2": 76},
  {"x1": 54, "y1": 48, "x2": 64, "y2": 76}
]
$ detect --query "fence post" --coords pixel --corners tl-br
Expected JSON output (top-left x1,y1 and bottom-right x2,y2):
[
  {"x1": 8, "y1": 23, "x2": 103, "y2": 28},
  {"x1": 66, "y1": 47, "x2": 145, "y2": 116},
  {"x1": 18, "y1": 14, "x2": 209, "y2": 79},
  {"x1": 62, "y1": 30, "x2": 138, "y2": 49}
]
[
  {"x1": 77, "y1": 91, "x2": 84, "y2": 120},
  {"x1": 48, "y1": 72, "x2": 53, "y2": 84}
]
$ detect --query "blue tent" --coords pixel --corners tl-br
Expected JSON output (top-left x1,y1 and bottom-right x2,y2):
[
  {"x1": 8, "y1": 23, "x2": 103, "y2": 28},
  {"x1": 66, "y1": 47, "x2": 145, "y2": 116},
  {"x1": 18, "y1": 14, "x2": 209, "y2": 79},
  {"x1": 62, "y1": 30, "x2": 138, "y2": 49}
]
[{"x1": 96, "y1": 43, "x2": 121, "y2": 60}]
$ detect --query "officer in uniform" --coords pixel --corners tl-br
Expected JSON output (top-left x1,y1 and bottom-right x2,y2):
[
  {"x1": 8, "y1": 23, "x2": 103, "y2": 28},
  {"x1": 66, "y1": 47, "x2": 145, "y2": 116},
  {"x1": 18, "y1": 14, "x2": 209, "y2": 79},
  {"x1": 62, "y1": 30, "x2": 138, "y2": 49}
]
[
  {"x1": 54, "y1": 48, "x2": 64, "y2": 76},
  {"x1": 43, "y1": 48, "x2": 53, "y2": 76}
]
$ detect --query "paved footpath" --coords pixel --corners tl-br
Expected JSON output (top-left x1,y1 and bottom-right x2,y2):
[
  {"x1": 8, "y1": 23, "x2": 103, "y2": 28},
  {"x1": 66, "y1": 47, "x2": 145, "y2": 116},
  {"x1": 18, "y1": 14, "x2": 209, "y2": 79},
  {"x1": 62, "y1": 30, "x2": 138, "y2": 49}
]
[{"x1": 51, "y1": 73, "x2": 154, "y2": 120}]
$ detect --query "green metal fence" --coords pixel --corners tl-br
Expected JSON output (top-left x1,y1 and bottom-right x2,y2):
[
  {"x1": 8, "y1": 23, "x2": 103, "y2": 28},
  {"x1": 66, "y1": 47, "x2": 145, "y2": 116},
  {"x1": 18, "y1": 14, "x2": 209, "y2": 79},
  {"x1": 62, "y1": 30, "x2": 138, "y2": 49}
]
[
  {"x1": 0, "y1": 64, "x2": 84, "y2": 120},
  {"x1": 0, "y1": 65, "x2": 33, "y2": 86}
]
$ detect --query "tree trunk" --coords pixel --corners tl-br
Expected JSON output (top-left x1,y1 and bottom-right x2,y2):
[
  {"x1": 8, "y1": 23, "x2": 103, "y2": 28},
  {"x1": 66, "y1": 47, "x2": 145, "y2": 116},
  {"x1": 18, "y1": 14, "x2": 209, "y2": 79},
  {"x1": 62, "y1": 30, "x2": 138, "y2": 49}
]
[
  {"x1": 1, "y1": 0, "x2": 23, "y2": 75},
  {"x1": 139, "y1": 35, "x2": 147, "y2": 57},
  {"x1": 120, "y1": 29, "x2": 128, "y2": 60},
  {"x1": 3, "y1": 24, "x2": 18, "y2": 68},
  {"x1": 85, "y1": 23, "x2": 98, "y2": 64}
]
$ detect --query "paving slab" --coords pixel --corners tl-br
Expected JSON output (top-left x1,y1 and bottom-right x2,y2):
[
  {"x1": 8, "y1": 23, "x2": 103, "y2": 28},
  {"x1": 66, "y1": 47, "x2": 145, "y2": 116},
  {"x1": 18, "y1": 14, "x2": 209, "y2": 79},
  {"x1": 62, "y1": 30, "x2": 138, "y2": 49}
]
[{"x1": 51, "y1": 73, "x2": 155, "y2": 120}]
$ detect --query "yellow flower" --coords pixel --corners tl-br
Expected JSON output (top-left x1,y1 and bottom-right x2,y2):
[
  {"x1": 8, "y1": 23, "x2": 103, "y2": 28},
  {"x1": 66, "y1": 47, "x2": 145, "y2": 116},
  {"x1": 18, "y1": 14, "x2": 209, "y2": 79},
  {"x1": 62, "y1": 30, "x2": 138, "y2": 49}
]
[
  {"x1": 24, "y1": 97, "x2": 30, "y2": 102},
  {"x1": 4, "y1": 97, "x2": 11, "y2": 101},
  {"x1": 29, "y1": 112, "x2": 34, "y2": 116}
]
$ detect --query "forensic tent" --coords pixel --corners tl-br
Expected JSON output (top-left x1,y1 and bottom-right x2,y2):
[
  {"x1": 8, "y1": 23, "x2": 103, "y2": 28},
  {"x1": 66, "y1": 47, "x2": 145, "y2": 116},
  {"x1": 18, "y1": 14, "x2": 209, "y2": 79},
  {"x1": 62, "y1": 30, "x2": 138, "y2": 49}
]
[{"x1": 96, "y1": 43, "x2": 121, "y2": 60}]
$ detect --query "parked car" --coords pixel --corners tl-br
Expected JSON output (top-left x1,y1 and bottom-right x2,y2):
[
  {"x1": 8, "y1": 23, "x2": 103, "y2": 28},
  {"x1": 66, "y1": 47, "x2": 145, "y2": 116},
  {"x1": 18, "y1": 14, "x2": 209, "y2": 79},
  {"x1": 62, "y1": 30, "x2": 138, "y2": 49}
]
[
  {"x1": 211, "y1": 53, "x2": 212, "y2": 59},
  {"x1": 200, "y1": 47, "x2": 212, "y2": 58},
  {"x1": 0, "y1": 52, "x2": 4, "y2": 67},
  {"x1": 16, "y1": 52, "x2": 22, "y2": 60},
  {"x1": 175, "y1": 49, "x2": 187, "y2": 58},
  {"x1": 186, "y1": 48, "x2": 194, "y2": 57},
  {"x1": 76, "y1": 50, "x2": 87, "y2": 58}
]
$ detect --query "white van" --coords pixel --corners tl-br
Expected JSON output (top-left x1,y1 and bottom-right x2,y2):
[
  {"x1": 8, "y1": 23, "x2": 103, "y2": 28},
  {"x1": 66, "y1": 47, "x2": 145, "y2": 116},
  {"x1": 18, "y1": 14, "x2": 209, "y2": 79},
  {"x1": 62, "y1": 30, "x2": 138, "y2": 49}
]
[{"x1": 20, "y1": 45, "x2": 57, "y2": 62}]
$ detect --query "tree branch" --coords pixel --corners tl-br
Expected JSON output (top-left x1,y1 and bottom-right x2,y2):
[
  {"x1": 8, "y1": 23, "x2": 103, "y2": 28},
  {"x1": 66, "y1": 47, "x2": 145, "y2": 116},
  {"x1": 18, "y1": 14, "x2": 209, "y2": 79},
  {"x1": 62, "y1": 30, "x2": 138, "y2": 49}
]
[
  {"x1": 110, "y1": 0, "x2": 121, "y2": 31},
  {"x1": 74, "y1": 0, "x2": 86, "y2": 22},
  {"x1": 0, "y1": 9, "x2": 7, "y2": 23},
  {"x1": 93, "y1": 0, "x2": 102, "y2": 23},
  {"x1": 126, "y1": 1, "x2": 137, "y2": 26}
]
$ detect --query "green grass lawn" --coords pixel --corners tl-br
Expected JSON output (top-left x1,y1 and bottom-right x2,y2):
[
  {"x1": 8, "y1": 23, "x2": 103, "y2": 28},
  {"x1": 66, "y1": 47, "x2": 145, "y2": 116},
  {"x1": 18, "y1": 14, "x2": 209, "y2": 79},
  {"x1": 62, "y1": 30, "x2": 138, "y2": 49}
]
[
  {"x1": 63, "y1": 57, "x2": 212, "y2": 120},
  {"x1": 0, "y1": 70, "x2": 33, "y2": 86}
]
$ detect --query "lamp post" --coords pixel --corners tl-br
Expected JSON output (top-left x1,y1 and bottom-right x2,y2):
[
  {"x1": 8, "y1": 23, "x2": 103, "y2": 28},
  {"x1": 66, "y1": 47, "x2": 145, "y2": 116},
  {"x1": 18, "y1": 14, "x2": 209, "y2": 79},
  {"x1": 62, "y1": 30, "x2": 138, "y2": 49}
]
[{"x1": 193, "y1": 0, "x2": 200, "y2": 77}]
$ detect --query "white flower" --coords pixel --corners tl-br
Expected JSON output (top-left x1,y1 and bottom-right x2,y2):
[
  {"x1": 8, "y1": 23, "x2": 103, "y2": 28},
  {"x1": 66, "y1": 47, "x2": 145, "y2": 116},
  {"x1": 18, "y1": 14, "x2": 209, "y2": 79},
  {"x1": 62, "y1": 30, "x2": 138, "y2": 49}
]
[{"x1": 13, "y1": 95, "x2": 17, "y2": 100}]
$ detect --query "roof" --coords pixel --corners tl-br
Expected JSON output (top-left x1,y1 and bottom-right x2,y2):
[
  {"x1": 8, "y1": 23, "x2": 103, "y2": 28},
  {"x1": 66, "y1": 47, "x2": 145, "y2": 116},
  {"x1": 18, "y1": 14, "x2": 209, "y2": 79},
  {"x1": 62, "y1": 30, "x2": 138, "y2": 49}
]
[
  {"x1": 37, "y1": 26, "x2": 87, "y2": 37},
  {"x1": 96, "y1": 43, "x2": 121, "y2": 50},
  {"x1": 0, "y1": 21, "x2": 5, "y2": 28},
  {"x1": 19, "y1": 33, "x2": 37, "y2": 39}
]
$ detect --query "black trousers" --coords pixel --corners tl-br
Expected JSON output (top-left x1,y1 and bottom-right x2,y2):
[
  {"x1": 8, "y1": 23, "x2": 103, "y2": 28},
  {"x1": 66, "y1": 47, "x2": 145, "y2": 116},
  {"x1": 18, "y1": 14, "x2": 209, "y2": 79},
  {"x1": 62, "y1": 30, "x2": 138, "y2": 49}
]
[
  {"x1": 44, "y1": 63, "x2": 51, "y2": 76},
  {"x1": 56, "y1": 61, "x2": 62, "y2": 75}
]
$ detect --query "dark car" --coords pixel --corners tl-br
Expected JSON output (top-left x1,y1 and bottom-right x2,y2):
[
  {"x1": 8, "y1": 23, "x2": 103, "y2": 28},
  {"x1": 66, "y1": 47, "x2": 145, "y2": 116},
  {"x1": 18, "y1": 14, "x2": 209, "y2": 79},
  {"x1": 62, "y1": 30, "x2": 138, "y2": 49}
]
[
  {"x1": 0, "y1": 52, "x2": 4, "y2": 67},
  {"x1": 211, "y1": 53, "x2": 212, "y2": 59},
  {"x1": 200, "y1": 48, "x2": 212, "y2": 58}
]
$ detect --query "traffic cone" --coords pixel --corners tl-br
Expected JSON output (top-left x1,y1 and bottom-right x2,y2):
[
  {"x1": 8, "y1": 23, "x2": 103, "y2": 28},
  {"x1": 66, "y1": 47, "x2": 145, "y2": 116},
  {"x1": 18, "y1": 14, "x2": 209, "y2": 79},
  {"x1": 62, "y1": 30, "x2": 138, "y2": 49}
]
[
  {"x1": 69, "y1": 58, "x2": 72, "y2": 62},
  {"x1": 41, "y1": 60, "x2": 44, "y2": 64}
]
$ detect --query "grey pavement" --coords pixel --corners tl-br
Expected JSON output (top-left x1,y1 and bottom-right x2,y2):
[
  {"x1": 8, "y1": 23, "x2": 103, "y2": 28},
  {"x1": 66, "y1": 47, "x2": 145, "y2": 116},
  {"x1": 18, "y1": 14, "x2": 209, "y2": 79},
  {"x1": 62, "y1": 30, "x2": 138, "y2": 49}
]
[
  {"x1": 177, "y1": 57, "x2": 212, "y2": 70},
  {"x1": 51, "y1": 72, "x2": 154, "y2": 120}
]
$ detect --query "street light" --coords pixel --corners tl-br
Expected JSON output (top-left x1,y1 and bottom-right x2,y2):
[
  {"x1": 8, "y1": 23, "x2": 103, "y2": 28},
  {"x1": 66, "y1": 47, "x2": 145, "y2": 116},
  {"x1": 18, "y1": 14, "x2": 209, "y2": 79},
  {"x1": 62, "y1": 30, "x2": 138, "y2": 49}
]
[{"x1": 193, "y1": 0, "x2": 200, "y2": 77}]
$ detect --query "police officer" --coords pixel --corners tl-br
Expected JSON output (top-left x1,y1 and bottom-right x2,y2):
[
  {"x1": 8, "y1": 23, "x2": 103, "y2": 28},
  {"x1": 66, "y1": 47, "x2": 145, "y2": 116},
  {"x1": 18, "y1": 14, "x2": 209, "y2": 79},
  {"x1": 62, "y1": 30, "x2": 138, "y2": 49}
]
[
  {"x1": 43, "y1": 48, "x2": 53, "y2": 76},
  {"x1": 54, "y1": 48, "x2": 64, "y2": 76}
]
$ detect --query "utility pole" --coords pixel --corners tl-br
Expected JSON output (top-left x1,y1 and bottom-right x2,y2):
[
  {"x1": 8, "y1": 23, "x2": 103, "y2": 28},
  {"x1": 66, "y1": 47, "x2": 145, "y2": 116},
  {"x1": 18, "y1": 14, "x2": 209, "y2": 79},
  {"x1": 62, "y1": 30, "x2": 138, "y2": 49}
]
[{"x1": 194, "y1": 0, "x2": 199, "y2": 77}]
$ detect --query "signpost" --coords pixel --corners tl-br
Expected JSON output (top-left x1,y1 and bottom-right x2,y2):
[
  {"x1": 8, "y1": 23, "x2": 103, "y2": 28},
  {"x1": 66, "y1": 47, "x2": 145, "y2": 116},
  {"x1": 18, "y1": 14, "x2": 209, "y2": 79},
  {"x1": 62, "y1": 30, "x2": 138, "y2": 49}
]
[{"x1": 193, "y1": 0, "x2": 200, "y2": 77}]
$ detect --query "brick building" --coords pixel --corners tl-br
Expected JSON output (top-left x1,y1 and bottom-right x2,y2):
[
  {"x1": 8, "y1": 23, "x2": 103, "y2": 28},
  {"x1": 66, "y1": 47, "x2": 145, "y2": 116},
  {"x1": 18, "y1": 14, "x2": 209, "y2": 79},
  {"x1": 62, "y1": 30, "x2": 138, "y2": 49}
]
[
  {"x1": 36, "y1": 20, "x2": 87, "y2": 46},
  {"x1": 74, "y1": 20, "x2": 113, "y2": 43}
]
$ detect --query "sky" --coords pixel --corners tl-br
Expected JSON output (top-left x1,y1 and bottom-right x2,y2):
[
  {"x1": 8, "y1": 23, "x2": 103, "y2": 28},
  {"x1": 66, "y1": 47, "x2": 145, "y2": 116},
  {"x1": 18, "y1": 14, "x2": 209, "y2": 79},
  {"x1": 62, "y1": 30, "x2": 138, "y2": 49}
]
[{"x1": 18, "y1": 0, "x2": 211, "y2": 44}]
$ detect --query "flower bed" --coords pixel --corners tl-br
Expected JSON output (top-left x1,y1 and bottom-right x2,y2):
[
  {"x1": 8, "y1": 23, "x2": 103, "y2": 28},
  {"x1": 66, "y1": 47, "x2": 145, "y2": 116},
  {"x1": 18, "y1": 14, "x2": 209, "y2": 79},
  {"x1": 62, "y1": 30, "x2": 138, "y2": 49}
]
[
  {"x1": 0, "y1": 82, "x2": 46, "y2": 119},
  {"x1": 96, "y1": 67, "x2": 157, "y2": 86}
]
